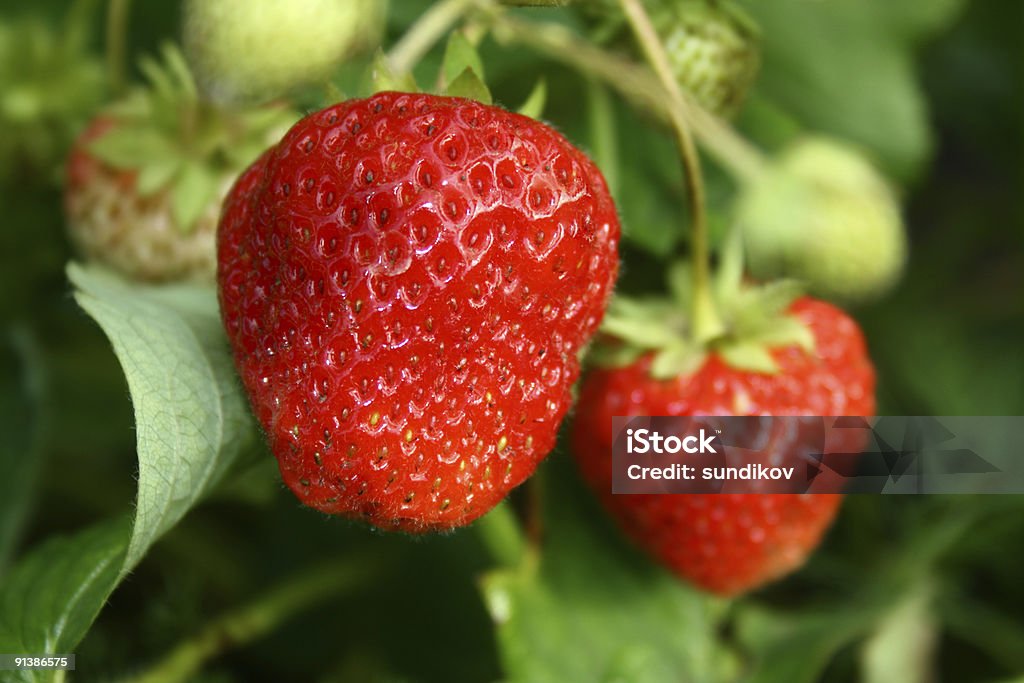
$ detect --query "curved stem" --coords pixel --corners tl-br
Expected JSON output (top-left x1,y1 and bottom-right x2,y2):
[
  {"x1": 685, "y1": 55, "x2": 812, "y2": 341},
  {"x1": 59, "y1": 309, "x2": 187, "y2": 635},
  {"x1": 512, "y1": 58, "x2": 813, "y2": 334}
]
[
  {"x1": 617, "y1": 0, "x2": 724, "y2": 342},
  {"x1": 475, "y1": 501, "x2": 527, "y2": 568},
  {"x1": 125, "y1": 558, "x2": 377, "y2": 683},
  {"x1": 105, "y1": 0, "x2": 131, "y2": 94},
  {"x1": 387, "y1": 0, "x2": 479, "y2": 75},
  {"x1": 585, "y1": 78, "x2": 620, "y2": 197},
  {"x1": 487, "y1": 12, "x2": 765, "y2": 184},
  {"x1": 501, "y1": 0, "x2": 570, "y2": 5},
  {"x1": 524, "y1": 468, "x2": 545, "y2": 552}
]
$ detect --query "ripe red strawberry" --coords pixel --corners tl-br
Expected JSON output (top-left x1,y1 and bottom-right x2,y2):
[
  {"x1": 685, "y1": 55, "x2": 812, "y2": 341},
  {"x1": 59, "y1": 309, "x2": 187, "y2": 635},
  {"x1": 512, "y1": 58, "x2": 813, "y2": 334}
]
[
  {"x1": 218, "y1": 91, "x2": 620, "y2": 532},
  {"x1": 572, "y1": 297, "x2": 875, "y2": 595}
]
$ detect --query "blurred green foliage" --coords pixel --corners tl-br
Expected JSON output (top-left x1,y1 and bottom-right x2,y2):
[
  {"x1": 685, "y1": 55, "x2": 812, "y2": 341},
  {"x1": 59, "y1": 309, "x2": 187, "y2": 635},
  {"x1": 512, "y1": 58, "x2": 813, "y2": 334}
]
[{"x1": 0, "y1": 0, "x2": 1021, "y2": 682}]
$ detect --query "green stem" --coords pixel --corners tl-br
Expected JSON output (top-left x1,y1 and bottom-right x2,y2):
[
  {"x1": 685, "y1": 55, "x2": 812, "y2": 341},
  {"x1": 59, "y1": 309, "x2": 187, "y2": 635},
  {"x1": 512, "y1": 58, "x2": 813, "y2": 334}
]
[
  {"x1": 585, "y1": 79, "x2": 620, "y2": 197},
  {"x1": 105, "y1": 0, "x2": 131, "y2": 94},
  {"x1": 524, "y1": 468, "x2": 545, "y2": 552},
  {"x1": 387, "y1": 0, "x2": 479, "y2": 75},
  {"x1": 618, "y1": 0, "x2": 724, "y2": 343},
  {"x1": 486, "y1": 11, "x2": 766, "y2": 184},
  {"x1": 125, "y1": 559, "x2": 376, "y2": 683},
  {"x1": 474, "y1": 501, "x2": 527, "y2": 568},
  {"x1": 500, "y1": 0, "x2": 571, "y2": 5}
]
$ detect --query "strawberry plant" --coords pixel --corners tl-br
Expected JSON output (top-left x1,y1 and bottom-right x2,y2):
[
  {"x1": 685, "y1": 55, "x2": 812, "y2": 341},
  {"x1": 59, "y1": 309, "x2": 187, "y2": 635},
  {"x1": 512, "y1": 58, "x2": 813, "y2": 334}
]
[{"x1": 1, "y1": 1, "x2": 1023, "y2": 682}]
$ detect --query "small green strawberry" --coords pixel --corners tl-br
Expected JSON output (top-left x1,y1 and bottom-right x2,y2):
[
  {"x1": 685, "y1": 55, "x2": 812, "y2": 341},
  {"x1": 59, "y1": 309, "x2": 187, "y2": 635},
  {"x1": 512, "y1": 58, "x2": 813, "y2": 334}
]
[
  {"x1": 656, "y1": 0, "x2": 760, "y2": 118},
  {"x1": 183, "y1": 0, "x2": 387, "y2": 105},
  {"x1": 64, "y1": 45, "x2": 297, "y2": 282},
  {"x1": 735, "y1": 136, "x2": 907, "y2": 303}
]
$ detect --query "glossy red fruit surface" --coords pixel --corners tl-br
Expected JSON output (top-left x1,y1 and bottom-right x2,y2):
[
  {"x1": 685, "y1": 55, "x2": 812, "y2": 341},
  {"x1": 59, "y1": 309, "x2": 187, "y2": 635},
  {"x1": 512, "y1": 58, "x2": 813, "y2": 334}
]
[
  {"x1": 572, "y1": 298, "x2": 875, "y2": 595},
  {"x1": 219, "y1": 91, "x2": 620, "y2": 531}
]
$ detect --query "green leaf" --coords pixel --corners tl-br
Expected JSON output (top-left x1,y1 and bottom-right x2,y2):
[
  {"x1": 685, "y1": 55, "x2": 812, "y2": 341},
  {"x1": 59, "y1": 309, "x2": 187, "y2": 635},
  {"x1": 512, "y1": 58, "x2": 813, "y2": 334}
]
[
  {"x1": 445, "y1": 67, "x2": 493, "y2": 105},
  {"x1": 0, "y1": 265, "x2": 262, "y2": 669},
  {"x1": 239, "y1": 105, "x2": 300, "y2": 135},
  {"x1": 600, "y1": 315, "x2": 677, "y2": 349},
  {"x1": 0, "y1": 516, "x2": 131, "y2": 683},
  {"x1": 368, "y1": 50, "x2": 418, "y2": 94},
  {"x1": 584, "y1": 79, "x2": 617, "y2": 196},
  {"x1": 170, "y1": 161, "x2": 218, "y2": 232},
  {"x1": 666, "y1": 260, "x2": 692, "y2": 308},
  {"x1": 138, "y1": 43, "x2": 200, "y2": 110},
  {"x1": 442, "y1": 31, "x2": 486, "y2": 89},
  {"x1": 736, "y1": 515, "x2": 974, "y2": 683},
  {"x1": 745, "y1": 315, "x2": 816, "y2": 354},
  {"x1": 612, "y1": 103, "x2": 688, "y2": 256},
  {"x1": 135, "y1": 158, "x2": 182, "y2": 196},
  {"x1": 226, "y1": 107, "x2": 299, "y2": 168},
  {"x1": 650, "y1": 343, "x2": 706, "y2": 380},
  {"x1": 518, "y1": 78, "x2": 548, "y2": 120},
  {"x1": 87, "y1": 126, "x2": 179, "y2": 169},
  {"x1": 161, "y1": 42, "x2": 198, "y2": 104},
  {"x1": 716, "y1": 341, "x2": 780, "y2": 374},
  {"x1": 600, "y1": 296, "x2": 686, "y2": 349},
  {"x1": 584, "y1": 342, "x2": 645, "y2": 369},
  {"x1": 713, "y1": 227, "x2": 745, "y2": 303},
  {"x1": 736, "y1": 604, "x2": 876, "y2": 683},
  {"x1": 68, "y1": 263, "x2": 258, "y2": 580},
  {"x1": 870, "y1": 0, "x2": 967, "y2": 39},
  {"x1": 499, "y1": 0, "x2": 572, "y2": 5},
  {"x1": 0, "y1": 327, "x2": 46, "y2": 577},
  {"x1": 481, "y1": 457, "x2": 723, "y2": 683},
  {"x1": 724, "y1": 279, "x2": 805, "y2": 338},
  {"x1": 226, "y1": 109, "x2": 299, "y2": 172},
  {"x1": 139, "y1": 53, "x2": 177, "y2": 105},
  {"x1": 861, "y1": 585, "x2": 937, "y2": 683},
  {"x1": 744, "y1": 0, "x2": 966, "y2": 180},
  {"x1": 864, "y1": 306, "x2": 1024, "y2": 415}
]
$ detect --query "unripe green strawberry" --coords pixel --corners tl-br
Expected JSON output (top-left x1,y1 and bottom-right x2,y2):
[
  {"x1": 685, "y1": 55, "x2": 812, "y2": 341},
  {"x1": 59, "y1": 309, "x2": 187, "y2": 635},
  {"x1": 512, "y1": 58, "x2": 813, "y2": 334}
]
[
  {"x1": 656, "y1": 0, "x2": 760, "y2": 118},
  {"x1": 183, "y1": 0, "x2": 386, "y2": 105},
  {"x1": 736, "y1": 137, "x2": 907, "y2": 303}
]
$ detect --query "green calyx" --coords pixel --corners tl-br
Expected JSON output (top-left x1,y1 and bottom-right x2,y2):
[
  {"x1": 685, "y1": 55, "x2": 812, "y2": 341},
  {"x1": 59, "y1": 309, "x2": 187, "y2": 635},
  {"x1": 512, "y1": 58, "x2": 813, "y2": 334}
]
[
  {"x1": 86, "y1": 43, "x2": 298, "y2": 233},
  {"x1": 370, "y1": 31, "x2": 547, "y2": 117},
  {"x1": 591, "y1": 235, "x2": 815, "y2": 379}
]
